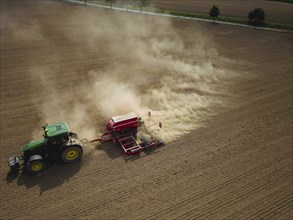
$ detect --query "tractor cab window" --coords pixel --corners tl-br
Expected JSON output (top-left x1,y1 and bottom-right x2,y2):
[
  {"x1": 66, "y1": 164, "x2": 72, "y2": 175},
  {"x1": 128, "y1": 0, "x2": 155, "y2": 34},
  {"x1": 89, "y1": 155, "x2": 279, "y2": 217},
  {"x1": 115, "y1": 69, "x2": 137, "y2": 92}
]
[
  {"x1": 46, "y1": 133, "x2": 69, "y2": 147},
  {"x1": 59, "y1": 132, "x2": 69, "y2": 143}
]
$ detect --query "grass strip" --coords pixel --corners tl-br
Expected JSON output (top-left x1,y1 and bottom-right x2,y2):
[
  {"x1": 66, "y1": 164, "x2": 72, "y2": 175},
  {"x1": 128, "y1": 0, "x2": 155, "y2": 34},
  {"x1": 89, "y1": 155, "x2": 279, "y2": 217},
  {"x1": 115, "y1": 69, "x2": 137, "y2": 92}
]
[{"x1": 168, "y1": 10, "x2": 293, "y2": 32}]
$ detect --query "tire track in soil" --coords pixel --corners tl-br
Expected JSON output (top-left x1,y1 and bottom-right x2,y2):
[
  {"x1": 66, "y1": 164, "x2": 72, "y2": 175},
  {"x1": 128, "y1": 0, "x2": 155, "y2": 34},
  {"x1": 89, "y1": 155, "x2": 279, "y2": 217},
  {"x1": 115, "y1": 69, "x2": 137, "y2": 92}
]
[
  {"x1": 140, "y1": 151, "x2": 291, "y2": 220},
  {"x1": 225, "y1": 184, "x2": 292, "y2": 219},
  {"x1": 232, "y1": 186, "x2": 292, "y2": 220},
  {"x1": 179, "y1": 165, "x2": 290, "y2": 219}
]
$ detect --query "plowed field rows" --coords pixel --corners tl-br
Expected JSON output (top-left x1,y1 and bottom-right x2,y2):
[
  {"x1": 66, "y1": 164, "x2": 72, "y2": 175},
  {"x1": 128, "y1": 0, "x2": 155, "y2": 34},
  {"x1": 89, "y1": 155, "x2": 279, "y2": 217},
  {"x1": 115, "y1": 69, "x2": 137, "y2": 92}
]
[{"x1": 0, "y1": 1, "x2": 292, "y2": 219}]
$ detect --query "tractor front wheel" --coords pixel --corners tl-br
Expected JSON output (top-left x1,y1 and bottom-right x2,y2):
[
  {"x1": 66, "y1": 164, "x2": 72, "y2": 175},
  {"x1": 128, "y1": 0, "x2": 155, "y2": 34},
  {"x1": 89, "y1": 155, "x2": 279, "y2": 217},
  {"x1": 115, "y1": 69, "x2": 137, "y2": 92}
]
[
  {"x1": 61, "y1": 146, "x2": 83, "y2": 163},
  {"x1": 27, "y1": 155, "x2": 46, "y2": 174}
]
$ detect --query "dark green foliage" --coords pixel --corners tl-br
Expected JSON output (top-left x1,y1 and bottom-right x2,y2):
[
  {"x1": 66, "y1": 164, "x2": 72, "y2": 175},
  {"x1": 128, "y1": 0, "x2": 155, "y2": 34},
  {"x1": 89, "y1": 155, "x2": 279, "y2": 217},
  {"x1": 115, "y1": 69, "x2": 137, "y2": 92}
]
[
  {"x1": 248, "y1": 10, "x2": 254, "y2": 22},
  {"x1": 268, "y1": 0, "x2": 293, "y2": 3},
  {"x1": 248, "y1": 8, "x2": 266, "y2": 25},
  {"x1": 155, "y1": 8, "x2": 165, "y2": 13},
  {"x1": 138, "y1": 0, "x2": 151, "y2": 12},
  {"x1": 170, "y1": 11, "x2": 210, "y2": 20},
  {"x1": 106, "y1": 0, "x2": 116, "y2": 8},
  {"x1": 209, "y1": 5, "x2": 220, "y2": 20},
  {"x1": 139, "y1": 0, "x2": 151, "y2": 7}
]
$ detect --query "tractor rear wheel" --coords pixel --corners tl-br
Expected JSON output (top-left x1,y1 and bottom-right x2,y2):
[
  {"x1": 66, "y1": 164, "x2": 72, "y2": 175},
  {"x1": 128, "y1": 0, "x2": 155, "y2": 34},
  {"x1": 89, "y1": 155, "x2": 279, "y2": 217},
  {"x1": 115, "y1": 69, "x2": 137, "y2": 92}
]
[
  {"x1": 27, "y1": 155, "x2": 46, "y2": 174},
  {"x1": 61, "y1": 146, "x2": 83, "y2": 163}
]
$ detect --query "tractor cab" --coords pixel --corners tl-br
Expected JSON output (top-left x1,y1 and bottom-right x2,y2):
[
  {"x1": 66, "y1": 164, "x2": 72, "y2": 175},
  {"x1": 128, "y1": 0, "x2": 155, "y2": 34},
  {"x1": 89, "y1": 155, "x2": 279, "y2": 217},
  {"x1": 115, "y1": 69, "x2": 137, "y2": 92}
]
[
  {"x1": 43, "y1": 122, "x2": 70, "y2": 146},
  {"x1": 43, "y1": 122, "x2": 69, "y2": 138}
]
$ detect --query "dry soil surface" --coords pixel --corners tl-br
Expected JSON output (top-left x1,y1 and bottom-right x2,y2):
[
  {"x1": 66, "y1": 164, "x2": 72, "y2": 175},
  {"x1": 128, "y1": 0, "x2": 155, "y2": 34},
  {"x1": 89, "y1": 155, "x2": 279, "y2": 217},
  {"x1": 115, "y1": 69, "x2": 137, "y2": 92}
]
[{"x1": 0, "y1": 1, "x2": 292, "y2": 219}]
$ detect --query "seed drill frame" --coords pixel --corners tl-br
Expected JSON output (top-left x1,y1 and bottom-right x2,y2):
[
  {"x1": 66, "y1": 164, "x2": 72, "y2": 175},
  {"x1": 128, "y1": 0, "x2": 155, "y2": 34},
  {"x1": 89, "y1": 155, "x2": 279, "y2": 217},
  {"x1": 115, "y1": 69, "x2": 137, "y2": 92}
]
[{"x1": 91, "y1": 112, "x2": 164, "y2": 157}]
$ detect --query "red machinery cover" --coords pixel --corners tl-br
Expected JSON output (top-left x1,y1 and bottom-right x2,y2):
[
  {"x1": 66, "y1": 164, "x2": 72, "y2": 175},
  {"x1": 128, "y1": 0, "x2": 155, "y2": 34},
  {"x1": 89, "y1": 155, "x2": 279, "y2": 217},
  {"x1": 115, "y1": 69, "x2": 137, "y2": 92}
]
[{"x1": 108, "y1": 112, "x2": 138, "y2": 132}]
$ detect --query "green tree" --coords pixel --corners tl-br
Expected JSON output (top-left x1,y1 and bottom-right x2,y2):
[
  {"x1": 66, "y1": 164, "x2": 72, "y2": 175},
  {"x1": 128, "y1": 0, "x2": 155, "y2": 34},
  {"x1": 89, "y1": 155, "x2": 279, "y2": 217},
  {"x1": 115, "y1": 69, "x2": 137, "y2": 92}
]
[
  {"x1": 209, "y1": 5, "x2": 220, "y2": 21},
  {"x1": 139, "y1": 0, "x2": 151, "y2": 13},
  {"x1": 248, "y1": 10, "x2": 254, "y2": 22},
  {"x1": 106, "y1": 0, "x2": 116, "y2": 9},
  {"x1": 248, "y1": 8, "x2": 266, "y2": 25}
]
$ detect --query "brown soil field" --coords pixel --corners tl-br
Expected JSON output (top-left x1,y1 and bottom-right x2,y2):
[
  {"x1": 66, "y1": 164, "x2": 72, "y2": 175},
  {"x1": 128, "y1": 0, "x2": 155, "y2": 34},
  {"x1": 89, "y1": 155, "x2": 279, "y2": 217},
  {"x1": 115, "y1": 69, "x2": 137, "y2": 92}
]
[
  {"x1": 0, "y1": 0, "x2": 292, "y2": 219},
  {"x1": 153, "y1": 0, "x2": 293, "y2": 25}
]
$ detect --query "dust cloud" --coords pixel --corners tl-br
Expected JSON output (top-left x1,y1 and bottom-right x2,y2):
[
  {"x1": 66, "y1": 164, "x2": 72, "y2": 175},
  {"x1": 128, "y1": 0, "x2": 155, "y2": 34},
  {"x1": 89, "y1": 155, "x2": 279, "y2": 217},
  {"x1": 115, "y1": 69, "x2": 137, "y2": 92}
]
[{"x1": 13, "y1": 2, "x2": 236, "y2": 144}]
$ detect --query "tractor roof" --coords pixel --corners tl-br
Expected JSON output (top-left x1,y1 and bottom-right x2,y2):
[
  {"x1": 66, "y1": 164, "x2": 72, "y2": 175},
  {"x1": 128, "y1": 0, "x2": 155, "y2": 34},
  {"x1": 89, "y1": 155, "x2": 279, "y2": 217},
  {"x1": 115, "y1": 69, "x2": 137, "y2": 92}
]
[{"x1": 44, "y1": 122, "x2": 69, "y2": 137}]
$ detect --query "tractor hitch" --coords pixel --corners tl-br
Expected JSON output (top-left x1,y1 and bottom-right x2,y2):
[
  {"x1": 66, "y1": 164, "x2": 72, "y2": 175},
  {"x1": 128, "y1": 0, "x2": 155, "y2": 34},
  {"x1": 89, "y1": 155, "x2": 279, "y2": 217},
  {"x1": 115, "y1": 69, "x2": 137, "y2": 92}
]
[{"x1": 8, "y1": 156, "x2": 20, "y2": 172}]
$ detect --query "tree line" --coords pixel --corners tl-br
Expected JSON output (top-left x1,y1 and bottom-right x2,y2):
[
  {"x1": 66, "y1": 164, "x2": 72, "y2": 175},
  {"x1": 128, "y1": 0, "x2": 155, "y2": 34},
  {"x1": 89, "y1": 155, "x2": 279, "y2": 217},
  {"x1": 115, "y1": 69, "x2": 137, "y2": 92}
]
[{"x1": 209, "y1": 5, "x2": 266, "y2": 25}]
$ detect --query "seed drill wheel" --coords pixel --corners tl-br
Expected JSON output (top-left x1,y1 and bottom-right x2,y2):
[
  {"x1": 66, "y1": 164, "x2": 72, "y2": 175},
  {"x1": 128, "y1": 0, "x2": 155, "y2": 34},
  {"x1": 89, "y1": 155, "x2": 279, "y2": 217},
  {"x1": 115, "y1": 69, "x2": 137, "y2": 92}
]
[
  {"x1": 61, "y1": 146, "x2": 83, "y2": 163},
  {"x1": 27, "y1": 155, "x2": 46, "y2": 174}
]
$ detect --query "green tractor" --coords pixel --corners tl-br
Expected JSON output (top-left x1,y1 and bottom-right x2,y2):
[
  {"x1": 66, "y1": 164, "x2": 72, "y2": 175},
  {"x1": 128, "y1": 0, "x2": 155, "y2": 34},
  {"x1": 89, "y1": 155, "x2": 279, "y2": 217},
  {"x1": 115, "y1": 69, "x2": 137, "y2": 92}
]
[{"x1": 8, "y1": 122, "x2": 83, "y2": 174}]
